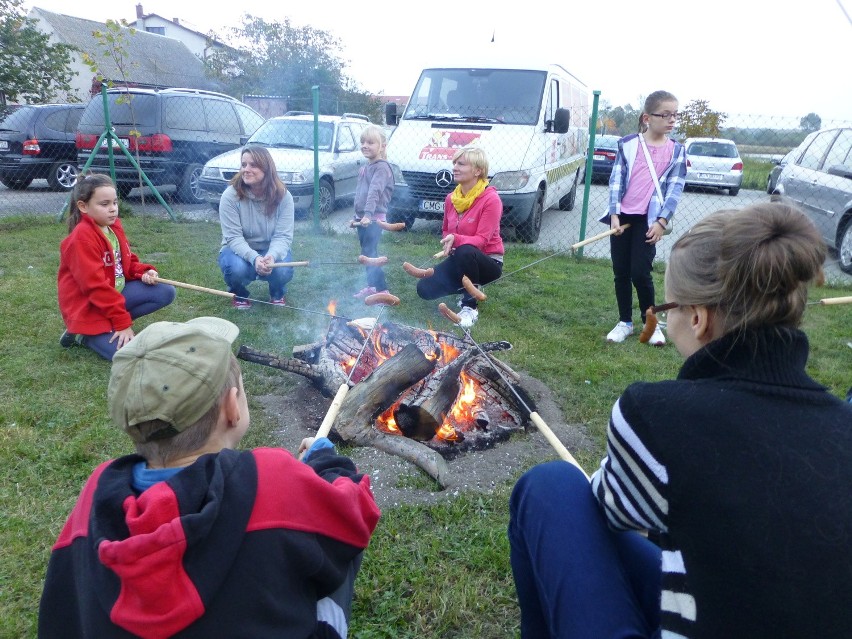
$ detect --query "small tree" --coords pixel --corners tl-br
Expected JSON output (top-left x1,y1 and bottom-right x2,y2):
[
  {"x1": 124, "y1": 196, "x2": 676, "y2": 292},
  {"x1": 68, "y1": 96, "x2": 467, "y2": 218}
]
[
  {"x1": 800, "y1": 112, "x2": 821, "y2": 133},
  {"x1": 678, "y1": 99, "x2": 727, "y2": 139},
  {"x1": 0, "y1": 0, "x2": 76, "y2": 104}
]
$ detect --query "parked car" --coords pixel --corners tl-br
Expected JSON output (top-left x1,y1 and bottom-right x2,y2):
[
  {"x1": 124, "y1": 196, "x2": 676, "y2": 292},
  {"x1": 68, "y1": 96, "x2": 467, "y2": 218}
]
[
  {"x1": 75, "y1": 88, "x2": 265, "y2": 203},
  {"x1": 199, "y1": 113, "x2": 371, "y2": 217},
  {"x1": 766, "y1": 148, "x2": 798, "y2": 194},
  {"x1": 775, "y1": 126, "x2": 852, "y2": 273},
  {"x1": 0, "y1": 103, "x2": 85, "y2": 191},
  {"x1": 591, "y1": 134, "x2": 620, "y2": 182},
  {"x1": 683, "y1": 137, "x2": 743, "y2": 196}
]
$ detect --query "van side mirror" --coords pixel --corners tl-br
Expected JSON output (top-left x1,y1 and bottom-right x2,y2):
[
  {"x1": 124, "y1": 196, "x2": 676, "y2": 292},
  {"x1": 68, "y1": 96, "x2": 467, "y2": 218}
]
[
  {"x1": 553, "y1": 108, "x2": 570, "y2": 134},
  {"x1": 385, "y1": 102, "x2": 399, "y2": 126},
  {"x1": 239, "y1": 136, "x2": 249, "y2": 145}
]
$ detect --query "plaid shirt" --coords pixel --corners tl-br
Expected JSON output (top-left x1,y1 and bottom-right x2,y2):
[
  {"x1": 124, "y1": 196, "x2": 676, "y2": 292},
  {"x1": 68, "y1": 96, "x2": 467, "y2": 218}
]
[{"x1": 604, "y1": 133, "x2": 686, "y2": 222}]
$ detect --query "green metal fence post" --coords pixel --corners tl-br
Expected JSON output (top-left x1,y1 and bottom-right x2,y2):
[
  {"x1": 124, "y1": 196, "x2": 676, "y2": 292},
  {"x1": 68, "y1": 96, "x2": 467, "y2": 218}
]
[
  {"x1": 578, "y1": 90, "x2": 601, "y2": 258},
  {"x1": 312, "y1": 86, "x2": 320, "y2": 233}
]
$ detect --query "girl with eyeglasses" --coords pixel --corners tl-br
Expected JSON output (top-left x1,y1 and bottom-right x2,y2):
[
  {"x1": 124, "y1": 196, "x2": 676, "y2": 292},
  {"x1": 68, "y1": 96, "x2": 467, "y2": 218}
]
[
  {"x1": 601, "y1": 90, "x2": 687, "y2": 346},
  {"x1": 509, "y1": 201, "x2": 852, "y2": 638}
]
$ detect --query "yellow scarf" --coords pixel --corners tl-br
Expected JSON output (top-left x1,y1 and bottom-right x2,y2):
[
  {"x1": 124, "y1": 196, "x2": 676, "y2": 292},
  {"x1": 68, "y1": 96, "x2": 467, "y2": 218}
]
[{"x1": 450, "y1": 179, "x2": 489, "y2": 214}]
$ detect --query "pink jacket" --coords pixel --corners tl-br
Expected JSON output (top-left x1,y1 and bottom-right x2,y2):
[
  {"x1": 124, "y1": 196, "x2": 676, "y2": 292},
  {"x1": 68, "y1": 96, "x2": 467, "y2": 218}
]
[{"x1": 442, "y1": 186, "x2": 504, "y2": 256}]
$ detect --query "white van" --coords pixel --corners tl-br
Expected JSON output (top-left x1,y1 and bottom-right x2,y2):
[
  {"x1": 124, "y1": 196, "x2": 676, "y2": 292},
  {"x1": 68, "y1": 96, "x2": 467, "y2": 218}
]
[{"x1": 384, "y1": 61, "x2": 589, "y2": 242}]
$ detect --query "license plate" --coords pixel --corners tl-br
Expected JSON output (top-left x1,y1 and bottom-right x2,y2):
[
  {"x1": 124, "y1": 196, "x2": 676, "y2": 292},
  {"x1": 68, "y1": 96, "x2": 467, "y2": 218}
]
[
  {"x1": 593, "y1": 154, "x2": 606, "y2": 161},
  {"x1": 419, "y1": 199, "x2": 444, "y2": 212},
  {"x1": 101, "y1": 138, "x2": 127, "y2": 149},
  {"x1": 697, "y1": 172, "x2": 722, "y2": 180},
  {"x1": 0, "y1": 141, "x2": 7, "y2": 150}
]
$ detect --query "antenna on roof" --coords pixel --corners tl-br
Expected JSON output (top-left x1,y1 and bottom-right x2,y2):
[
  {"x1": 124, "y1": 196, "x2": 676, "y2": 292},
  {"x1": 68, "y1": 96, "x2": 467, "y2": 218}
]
[{"x1": 490, "y1": 29, "x2": 495, "y2": 43}]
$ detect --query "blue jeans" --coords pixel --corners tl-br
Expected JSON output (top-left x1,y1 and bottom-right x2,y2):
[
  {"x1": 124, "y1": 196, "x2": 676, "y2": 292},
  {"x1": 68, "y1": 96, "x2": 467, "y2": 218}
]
[
  {"x1": 81, "y1": 280, "x2": 176, "y2": 361},
  {"x1": 217, "y1": 247, "x2": 294, "y2": 300},
  {"x1": 356, "y1": 223, "x2": 387, "y2": 291},
  {"x1": 509, "y1": 462, "x2": 662, "y2": 639}
]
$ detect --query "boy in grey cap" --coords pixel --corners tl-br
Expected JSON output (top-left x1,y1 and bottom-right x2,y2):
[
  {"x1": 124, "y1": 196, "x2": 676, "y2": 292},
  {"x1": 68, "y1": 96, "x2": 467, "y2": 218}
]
[{"x1": 39, "y1": 317, "x2": 380, "y2": 639}]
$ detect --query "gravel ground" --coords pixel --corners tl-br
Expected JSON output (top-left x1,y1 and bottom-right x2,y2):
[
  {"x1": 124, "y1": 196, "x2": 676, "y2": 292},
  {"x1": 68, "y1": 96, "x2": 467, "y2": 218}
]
[{"x1": 256, "y1": 373, "x2": 596, "y2": 510}]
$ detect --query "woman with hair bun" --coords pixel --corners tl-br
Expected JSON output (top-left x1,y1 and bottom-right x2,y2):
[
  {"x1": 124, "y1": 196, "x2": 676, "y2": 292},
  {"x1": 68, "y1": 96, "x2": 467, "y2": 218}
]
[{"x1": 509, "y1": 201, "x2": 852, "y2": 638}]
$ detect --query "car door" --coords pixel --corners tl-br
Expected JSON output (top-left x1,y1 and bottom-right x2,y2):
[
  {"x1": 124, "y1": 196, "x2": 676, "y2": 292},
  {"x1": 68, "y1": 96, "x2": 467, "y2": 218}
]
[
  {"x1": 203, "y1": 99, "x2": 243, "y2": 160},
  {"x1": 781, "y1": 130, "x2": 838, "y2": 237},
  {"x1": 333, "y1": 123, "x2": 365, "y2": 197},
  {"x1": 808, "y1": 129, "x2": 852, "y2": 246}
]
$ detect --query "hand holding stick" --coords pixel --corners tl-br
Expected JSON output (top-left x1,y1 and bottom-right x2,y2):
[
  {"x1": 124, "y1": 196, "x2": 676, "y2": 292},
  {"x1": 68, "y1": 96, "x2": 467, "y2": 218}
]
[
  {"x1": 436, "y1": 303, "x2": 589, "y2": 478},
  {"x1": 571, "y1": 224, "x2": 630, "y2": 252}
]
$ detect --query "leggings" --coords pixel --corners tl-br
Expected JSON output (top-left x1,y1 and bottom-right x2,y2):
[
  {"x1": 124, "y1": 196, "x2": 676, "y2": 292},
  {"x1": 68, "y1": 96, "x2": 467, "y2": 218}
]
[
  {"x1": 357, "y1": 223, "x2": 387, "y2": 291},
  {"x1": 509, "y1": 462, "x2": 662, "y2": 639},
  {"x1": 80, "y1": 280, "x2": 176, "y2": 361},
  {"x1": 610, "y1": 216, "x2": 656, "y2": 324},
  {"x1": 416, "y1": 244, "x2": 502, "y2": 309}
]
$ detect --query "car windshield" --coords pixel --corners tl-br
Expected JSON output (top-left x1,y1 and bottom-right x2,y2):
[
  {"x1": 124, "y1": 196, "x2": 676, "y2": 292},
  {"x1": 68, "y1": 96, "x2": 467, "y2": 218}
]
[
  {"x1": 249, "y1": 119, "x2": 334, "y2": 151},
  {"x1": 79, "y1": 95, "x2": 159, "y2": 127},
  {"x1": 688, "y1": 142, "x2": 738, "y2": 158},
  {"x1": 404, "y1": 68, "x2": 546, "y2": 125},
  {"x1": 595, "y1": 136, "x2": 619, "y2": 149}
]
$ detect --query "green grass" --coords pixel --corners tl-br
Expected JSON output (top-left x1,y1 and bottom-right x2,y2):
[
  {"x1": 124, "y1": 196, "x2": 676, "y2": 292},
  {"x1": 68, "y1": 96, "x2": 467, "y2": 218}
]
[
  {"x1": 0, "y1": 215, "x2": 849, "y2": 638},
  {"x1": 741, "y1": 157, "x2": 774, "y2": 191}
]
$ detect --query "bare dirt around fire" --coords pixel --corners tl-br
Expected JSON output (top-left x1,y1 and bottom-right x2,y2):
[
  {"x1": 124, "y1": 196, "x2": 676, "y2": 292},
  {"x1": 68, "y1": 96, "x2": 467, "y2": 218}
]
[{"x1": 257, "y1": 373, "x2": 596, "y2": 510}]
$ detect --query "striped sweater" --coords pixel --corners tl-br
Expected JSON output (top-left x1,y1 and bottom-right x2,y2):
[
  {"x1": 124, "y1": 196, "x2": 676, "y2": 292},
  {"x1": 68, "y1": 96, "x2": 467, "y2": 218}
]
[{"x1": 591, "y1": 327, "x2": 852, "y2": 639}]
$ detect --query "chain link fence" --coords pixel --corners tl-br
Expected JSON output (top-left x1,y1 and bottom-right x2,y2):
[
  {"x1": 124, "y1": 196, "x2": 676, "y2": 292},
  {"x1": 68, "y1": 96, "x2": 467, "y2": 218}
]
[{"x1": 1, "y1": 94, "x2": 850, "y2": 283}]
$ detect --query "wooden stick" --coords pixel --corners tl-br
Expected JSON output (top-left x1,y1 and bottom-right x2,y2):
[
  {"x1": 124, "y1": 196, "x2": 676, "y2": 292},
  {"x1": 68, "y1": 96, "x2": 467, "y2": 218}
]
[
  {"x1": 315, "y1": 383, "x2": 350, "y2": 439},
  {"x1": 571, "y1": 224, "x2": 630, "y2": 251},
  {"x1": 271, "y1": 261, "x2": 310, "y2": 268},
  {"x1": 153, "y1": 276, "x2": 234, "y2": 299},
  {"x1": 433, "y1": 250, "x2": 445, "y2": 259},
  {"x1": 815, "y1": 295, "x2": 852, "y2": 305},
  {"x1": 529, "y1": 412, "x2": 590, "y2": 480}
]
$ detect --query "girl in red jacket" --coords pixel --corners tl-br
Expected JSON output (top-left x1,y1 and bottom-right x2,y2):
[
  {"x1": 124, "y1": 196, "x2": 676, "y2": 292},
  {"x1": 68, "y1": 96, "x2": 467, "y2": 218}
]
[
  {"x1": 57, "y1": 174, "x2": 175, "y2": 360},
  {"x1": 416, "y1": 147, "x2": 504, "y2": 328}
]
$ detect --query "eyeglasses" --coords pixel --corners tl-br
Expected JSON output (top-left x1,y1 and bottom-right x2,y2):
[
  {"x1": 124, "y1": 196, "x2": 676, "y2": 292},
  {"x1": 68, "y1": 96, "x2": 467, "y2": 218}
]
[{"x1": 649, "y1": 112, "x2": 679, "y2": 120}]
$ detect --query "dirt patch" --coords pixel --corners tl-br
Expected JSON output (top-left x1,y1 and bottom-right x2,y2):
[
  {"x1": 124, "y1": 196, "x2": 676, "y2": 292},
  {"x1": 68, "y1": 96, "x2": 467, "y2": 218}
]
[{"x1": 256, "y1": 373, "x2": 595, "y2": 510}]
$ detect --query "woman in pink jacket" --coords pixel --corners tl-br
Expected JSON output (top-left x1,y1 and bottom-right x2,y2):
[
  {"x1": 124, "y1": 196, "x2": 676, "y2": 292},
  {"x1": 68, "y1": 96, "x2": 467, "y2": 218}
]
[{"x1": 416, "y1": 147, "x2": 503, "y2": 328}]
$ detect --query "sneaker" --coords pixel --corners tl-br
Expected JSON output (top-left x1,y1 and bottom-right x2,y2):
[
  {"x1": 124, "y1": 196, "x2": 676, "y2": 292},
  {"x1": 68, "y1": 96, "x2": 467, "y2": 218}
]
[
  {"x1": 606, "y1": 321, "x2": 633, "y2": 343},
  {"x1": 269, "y1": 297, "x2": 287, "y2": 306},
  {"x1": 646, "y1": 324, "x2": 666, "y2": 347},
  {"x1": 232, "y1": 298, "x2": 252, "y2": 310},
  {"x1": 458, "y1": 306, "x2": 479, "y2": 328},
  {"x1": 59, "y1": 330, "x2": 80, "y2": 348},
  {"x1": 353, "y1": 286, "x2": 377, "y2": 299}
]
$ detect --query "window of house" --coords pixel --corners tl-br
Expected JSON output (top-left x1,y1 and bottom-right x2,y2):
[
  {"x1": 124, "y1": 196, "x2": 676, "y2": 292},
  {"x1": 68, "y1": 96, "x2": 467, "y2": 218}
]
[{"x1": 146, "y1": 26, "x2": 165, "y2": 35}]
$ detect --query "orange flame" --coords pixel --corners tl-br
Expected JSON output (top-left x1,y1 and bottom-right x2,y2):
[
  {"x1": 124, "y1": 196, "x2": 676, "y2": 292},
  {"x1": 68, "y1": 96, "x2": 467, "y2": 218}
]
[{"x1": 327, "y1": 299, "x2": 337, "y2": 316}]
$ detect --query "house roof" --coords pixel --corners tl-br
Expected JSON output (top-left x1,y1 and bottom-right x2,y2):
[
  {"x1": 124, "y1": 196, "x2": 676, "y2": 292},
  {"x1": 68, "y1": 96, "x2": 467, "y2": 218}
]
[
  {"x1": 134, "y1": 10, "x2": 226, "y2": 48},
  {"x1": 30, "y1": 7, "x2": 220, "y2": 91}
]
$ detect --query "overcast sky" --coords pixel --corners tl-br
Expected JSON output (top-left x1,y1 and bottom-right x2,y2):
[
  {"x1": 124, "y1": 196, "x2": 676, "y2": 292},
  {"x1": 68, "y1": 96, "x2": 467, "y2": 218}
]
[{"x1": 25, "y1": 0, "x2": 852, "y2": 125}]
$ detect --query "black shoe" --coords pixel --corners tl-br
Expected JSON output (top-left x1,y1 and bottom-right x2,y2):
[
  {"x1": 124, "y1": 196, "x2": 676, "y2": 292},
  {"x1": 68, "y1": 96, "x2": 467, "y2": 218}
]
[{"x1": 59, "y1": 330, "x2": 79, "y2": 348}]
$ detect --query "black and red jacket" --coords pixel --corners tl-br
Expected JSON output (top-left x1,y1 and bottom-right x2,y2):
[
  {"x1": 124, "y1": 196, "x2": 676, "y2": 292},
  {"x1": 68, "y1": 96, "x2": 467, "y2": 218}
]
[{"x1": 38, "y1": 447, "x2": 381, "y2": 638}]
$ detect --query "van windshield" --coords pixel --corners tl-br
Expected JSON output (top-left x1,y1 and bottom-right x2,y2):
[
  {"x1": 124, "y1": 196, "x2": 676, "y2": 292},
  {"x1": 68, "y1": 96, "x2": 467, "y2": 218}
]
[
  {"x1": 248, "y1": 119, "x2": 335, "y2": 151},
  {"x1": 404, "y1": 68, "x2": 546, "y2": 125}
]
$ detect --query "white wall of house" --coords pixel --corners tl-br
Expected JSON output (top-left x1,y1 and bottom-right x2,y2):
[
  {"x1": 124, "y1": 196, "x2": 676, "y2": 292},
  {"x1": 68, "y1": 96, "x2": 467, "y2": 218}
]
[
  {"x1": 133, "y1": 15, "x2": 214, "y2": 59},
  {"x1": 27, "y1": 12, "x2": 94, "y2": 103}
]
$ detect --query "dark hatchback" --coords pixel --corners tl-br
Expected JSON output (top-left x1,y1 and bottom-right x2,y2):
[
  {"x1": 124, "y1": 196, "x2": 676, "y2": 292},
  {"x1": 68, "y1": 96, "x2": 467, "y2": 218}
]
[
  {"x1": 591, "y1": 134, "x2": 621, "y2": 182},
  {"x1": 0, "y1": 103, "x2": 85, "y2": 191}
]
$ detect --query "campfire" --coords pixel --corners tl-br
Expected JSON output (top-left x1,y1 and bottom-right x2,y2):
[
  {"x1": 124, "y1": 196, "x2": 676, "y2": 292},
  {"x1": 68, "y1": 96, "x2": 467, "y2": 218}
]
[{"x1": 237, "y1": 314, "x2": 535, "y2": 486}]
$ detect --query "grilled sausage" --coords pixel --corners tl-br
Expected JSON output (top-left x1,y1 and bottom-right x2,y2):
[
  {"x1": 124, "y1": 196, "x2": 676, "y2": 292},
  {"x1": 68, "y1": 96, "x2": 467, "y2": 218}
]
[
  {"x1": 375, "y1": 220, "x2": 406, "y2": 232},
  {"x1": 402, "y1": 262, "x2": 434, "y2": 278},
  {"x1": 358, "y1": 255, "x2": 389, "y2": 266},
  {"x1": 438, "y1": 302, "x2": 461, "y2": 324},
  {"x1": 638, "y1": 306, "x2": 657, "y2": 343},
  {"x1": 461, "y1": 276, "x2": 487, "y2": 301},
  {"x1": 364, "y1": 292, "x2": 400, "y2": 306}
]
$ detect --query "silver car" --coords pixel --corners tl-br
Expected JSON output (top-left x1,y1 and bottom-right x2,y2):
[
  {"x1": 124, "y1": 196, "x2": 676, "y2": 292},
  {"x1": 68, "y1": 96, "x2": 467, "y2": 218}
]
[
  {"x1": 775, "y1": 127, "x2": 852, "y2": 274},
  {"x1": 684, "y1": 137, "x2": 743, "y2": 196}
]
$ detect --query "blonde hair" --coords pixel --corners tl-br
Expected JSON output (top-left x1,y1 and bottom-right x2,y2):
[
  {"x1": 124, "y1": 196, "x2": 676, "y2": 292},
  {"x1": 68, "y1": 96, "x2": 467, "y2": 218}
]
[
  {"x1": 639, "y1": 90, "x2": 678, "y2": 133},
  {"x1": 132, "y1": 354, "x2": 242, "y2": 466},
  {"x1": 230, "y1": 146, "x2": 286, "y2": 216},
  {"x1": 452, "y1": 146, "x2": 489, "y2": 179},
  {"x1": 360, "y1": 124, "x2": 388, "y2": 160},
  {"x1": 667, "y1": 200, "x2": 825, "y2": 335}
]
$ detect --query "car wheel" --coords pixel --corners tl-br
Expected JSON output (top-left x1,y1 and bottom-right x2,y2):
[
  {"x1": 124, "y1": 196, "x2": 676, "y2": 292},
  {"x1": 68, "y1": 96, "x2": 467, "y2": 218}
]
[
  {"x1": 839, "y1": 217, "x2": 852, "y2": 275},
  {"x1": 47, "y1": 161, "x2": 79, "y2": 191},
  {"x1": 0, "y1": 176, "x2": 33, "y2": 190},
  {"x1": 729, "y1": 187, "x2": 740, "y2": 196},
  {"x1": 318, "y1": 178, "x2": 335, "y2": 218},
  {"x1": 387, "y1": 208, "x2": 415, "y2": 231},
  {"x1": 177, "y1": 163, "x2": 205, "y2": 204},
  {"x1": 516, "y1": 191, "x2": 544, "y2": 243},
  {"x1": 558, "y1": 172, "x2": 578, "y2": 211}
]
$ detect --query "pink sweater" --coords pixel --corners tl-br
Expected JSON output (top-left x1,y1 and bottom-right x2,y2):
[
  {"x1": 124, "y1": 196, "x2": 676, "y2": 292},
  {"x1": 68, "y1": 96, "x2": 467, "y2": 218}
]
[{"x1": 441, "y1": 186, "x2": 504, "y2": 256}]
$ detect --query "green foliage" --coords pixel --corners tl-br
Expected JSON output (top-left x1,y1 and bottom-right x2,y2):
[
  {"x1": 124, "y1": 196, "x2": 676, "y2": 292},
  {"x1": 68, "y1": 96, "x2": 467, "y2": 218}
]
[
  {"x1": 0, "y1": 0, "x2": 76, "y2": 104},
  {"x1": 741, "y1": 157, "x2": 774, "y2": 191},
  {"x1": 678, "y1": 99, "x2": 727, "y2": 139},
  {"x1": 205, "y1": 14, "x2": 383, "y2": 122},
  {"x1": 800, "y1": 112, "x2": 822, "y2": 133},
  {"x1": 0, "y1": 216, "x2": 849, "y2": 637}
]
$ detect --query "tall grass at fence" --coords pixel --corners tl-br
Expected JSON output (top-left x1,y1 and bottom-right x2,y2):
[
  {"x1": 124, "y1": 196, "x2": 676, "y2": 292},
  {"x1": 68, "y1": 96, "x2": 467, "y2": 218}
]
[
  {"x1": 0, "y1": 215, "x2": 849, "y2": 638},
  {"x1": 741, "y1": 157, "x2": 775, "y2": 191}
]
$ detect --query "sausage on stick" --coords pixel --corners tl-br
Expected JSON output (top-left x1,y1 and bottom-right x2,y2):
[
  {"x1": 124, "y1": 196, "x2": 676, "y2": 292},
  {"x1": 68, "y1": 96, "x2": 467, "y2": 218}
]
[
  {"x1": 402, "y1": 262, "x2": 435, "y2": 278},
  {"x1": 365, "y1": 292, "x2": 400, "y2": 306},
  {"x1": 461, "y1": 276, "x2": 487, "y2": 302},
  {"x1": 358, "y1": 255, "x2": 389, "y2": 266}
]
